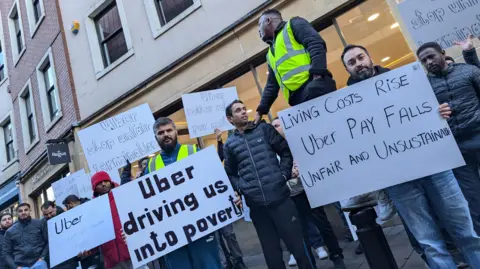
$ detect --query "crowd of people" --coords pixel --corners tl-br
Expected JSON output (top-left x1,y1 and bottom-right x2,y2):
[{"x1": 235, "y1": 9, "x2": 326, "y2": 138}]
[{"x1": 1, "y1": 7, "x2": 480, "y2": 269}]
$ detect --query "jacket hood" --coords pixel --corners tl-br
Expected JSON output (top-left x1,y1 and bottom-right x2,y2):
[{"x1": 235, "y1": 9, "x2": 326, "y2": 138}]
[
  {"x1": 91, "y1": 171, "x2": 118, "y2": 197},
  {"x1": 346, "y1": 66, "x2": 391, "y2": 86}
]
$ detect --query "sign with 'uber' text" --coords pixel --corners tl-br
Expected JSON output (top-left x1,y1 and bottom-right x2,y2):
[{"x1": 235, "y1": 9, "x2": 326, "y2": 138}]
[
  {"x1": 52, "y1": 169, "x2": 92, "y2": 206},
  {"x1": 278, "y1": 62, "x2": 465, "y2": 208},
  {"x1": 397, "y1": 0, "x2": 480, "y2": 49},
  {"x1": 48, "y1": 195, "x2": 115, "y2": 267},
  {"x1": 78, "y1": 104, "x2": 160, "y2": 181},
  {"x1": 113, "y1": 146, "x2": 243, "y2": 268},
  {"x1": 182, "y1": 87, "x2": 239, "y2": 138}
]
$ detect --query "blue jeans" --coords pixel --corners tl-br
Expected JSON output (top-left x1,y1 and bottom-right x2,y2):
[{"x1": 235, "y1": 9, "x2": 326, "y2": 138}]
[
  {"x1": 21, "y1": 260, "x2": 48, "y2": 269},
  {"x1": 387, "y1": 170, "x2": 480, "y2": 269},
  {"x1": 306, "y1": 216, "x2": 323, "y2": 249},
  {"x1": 164, "y1": 233, "x2": 222, "y2": 269}
]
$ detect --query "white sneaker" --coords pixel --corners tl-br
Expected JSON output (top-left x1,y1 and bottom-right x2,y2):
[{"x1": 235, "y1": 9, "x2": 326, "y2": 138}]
[
  {"x1": 315, "y1": 246, "x2": 328, "y2": 260},
  {"x1": 288, "y1": 254, "x2": 297, "y2": 267},
  {"x1": 377, "y1": 190, "x2": 396, "y2": 221}
]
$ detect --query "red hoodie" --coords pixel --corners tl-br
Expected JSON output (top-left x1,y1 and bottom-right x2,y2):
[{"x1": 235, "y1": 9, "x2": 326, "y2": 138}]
[{"x1": 91, "y1": 171, "x2": 130, "y2": 269}]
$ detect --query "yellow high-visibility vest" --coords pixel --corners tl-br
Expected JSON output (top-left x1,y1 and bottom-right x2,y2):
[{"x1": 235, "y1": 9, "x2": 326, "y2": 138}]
[
  {"x1": 147, "y1": 144, "x2": 197, "y2": 173},
  {"x1": 267, "y1": 19, "x2": 311, "y2": 103}
]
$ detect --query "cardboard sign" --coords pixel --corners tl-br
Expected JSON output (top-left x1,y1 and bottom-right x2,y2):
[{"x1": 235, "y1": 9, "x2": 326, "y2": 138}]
[
  {"x1": 113, "y1": 146, "x2": 243, "y2": 268},
  {"x1": 48, "y1": 195, "x2": 115, "y2": 267},
  {"x1": 397, "y1": 0, "x2": 480, "y2": 49},
  {"x1": 78, "y1": 104, "x2": 160, "y2": 181},
  {"x1": 182, "y1": 87, "x2": 239, "y2": 138},
  {"x1": 52, "y1": 169, "x2": 92, "y2": 205},
  {"x1": 278, "y1": 62, "x2": 465, "y2": 208}
]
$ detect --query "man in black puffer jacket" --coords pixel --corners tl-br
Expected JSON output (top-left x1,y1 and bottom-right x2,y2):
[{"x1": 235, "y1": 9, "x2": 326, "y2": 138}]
[
  {"x1": 417, "y1": 42, "x2": 480, "y2": 235},
  {"x1": 223, "y1": 100, "x2": 315, "y2": 269},
  {"x1": 0, "y1": 212, "x2": 13, "y2": 269}
]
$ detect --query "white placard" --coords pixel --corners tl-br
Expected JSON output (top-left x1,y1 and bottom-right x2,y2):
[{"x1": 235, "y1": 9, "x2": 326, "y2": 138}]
[
  {"x1": 397, "y1": 0, "x2": 480, "y2": 49},
  {"x1": 182, "y1": 87, "x2": 239, "y2": 138},
  {"x1": 278, "y1": 62, "x2": 465, "y2": 208},
  {"x1": 52, "y1": 169, "x2": 92, "y2": 205},
  {"x1": 48, "y1": 195, "x2": 115, "y2": 267},
  {"x1": 78, "y1": 104, "x2": 160, "y2": 181},
  {"x1": 113, "y1": 146, "x2": 243, "y2": 268}
]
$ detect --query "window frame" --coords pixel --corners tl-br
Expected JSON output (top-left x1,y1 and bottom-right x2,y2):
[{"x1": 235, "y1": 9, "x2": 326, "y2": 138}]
[
  {"x1": 144, "y1": 0, "x2": 201, "y2": 39},
  {"x1": 24, "y1": 0, "x2": 45, "y2": 37},
  {"x1": 0, "y1": 113, "x2": 17, "y2": 170},
  {"x1": 85, "y1": 0, "x2": 134, "y2": 79},
  {"x1": 19, "y1": 79, "x2": 39, "y2": 153},
  {"x1": 8, "y1": 0, "x2": 26, "y2": 66},
  {"x1": 36, "y1": 47, "x2": 62, "y2": 132},
  {"x1": 0, "y1": 9, "x2": 8, "y2": 86}
]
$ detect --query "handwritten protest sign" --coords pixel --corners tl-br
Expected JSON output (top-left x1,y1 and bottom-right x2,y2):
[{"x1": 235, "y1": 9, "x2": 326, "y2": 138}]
[
  {"x1": 78, "y1": 104, "x2": 160, "y2": 181},
  {"x1": 113, "y1": 146, "x2": 243, "y2": 268},
  {"x1": 278, "y1": 62, "x2": 465, "y2": 208},
  {"x1": 52, "y1": 169, "x2": 92, "y2": 205},
  {"x1": 182, "y1": 87, "x2": 239, "y2": 138},
  {"x1": 48, "y1": 195, "x2": 115, "y2": 267},
  {"x1": 397, "y1": 0, "x2": 480, "y2": 49}
]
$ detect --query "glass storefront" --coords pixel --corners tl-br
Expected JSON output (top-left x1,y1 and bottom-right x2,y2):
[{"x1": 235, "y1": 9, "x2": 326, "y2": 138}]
[{"x1": 32, "y1": 168, "x2": 70, "y2": 215}]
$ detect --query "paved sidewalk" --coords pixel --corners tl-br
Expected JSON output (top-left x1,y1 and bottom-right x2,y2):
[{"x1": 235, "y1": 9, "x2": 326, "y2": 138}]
[{"x1": 231, "y1": 220, "x2": 427, "y2": 269}]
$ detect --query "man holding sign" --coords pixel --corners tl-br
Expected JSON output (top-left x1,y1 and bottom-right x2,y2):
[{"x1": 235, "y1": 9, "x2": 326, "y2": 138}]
[{"x1": 341, "y1": 44, "x2": 480, "y2": 268}]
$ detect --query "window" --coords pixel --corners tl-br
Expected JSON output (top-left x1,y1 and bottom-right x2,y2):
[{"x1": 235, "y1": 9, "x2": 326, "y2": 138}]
[
  {"x1": 24, "y1": 0, "x2": 45, "y2": 36},
  {"x1": 0, "y1": 43, "x2": 5, "y2": 82},
  {"x1": 19, "y1": 80, "x2": 38, "y2": 151},
  {"x1": 32, "y1": 0, "x2": 42, "y2": 22},
  {"x1": 94, "y1": 2, "x2": 128, "y2": 67},
  {"x1": 3, "y1": 119, "x2": 15, "y2": 163},
  {"x1": 155, "y1": 0, "x2": 194, "y2": 26},
  {"x1": 43, "y1": 63, "x2": 59, "y2": 120},
  {"x1": 24, "y1": 91, "x2": 36, "y2": 143},
  {"x1": 8, "y1": 1, "x2": 25, "y2": 64},
  {"x1": 12, "y1": 12, "x2": 22, "y2": 53},
  {"x1": 37, "y1": 48, "x2": 62, "y2": 130}
]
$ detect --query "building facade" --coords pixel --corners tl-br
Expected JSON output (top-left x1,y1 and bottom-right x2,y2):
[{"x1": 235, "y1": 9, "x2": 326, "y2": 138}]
[{"x1": 0, "y1": 0, "x2": 80, "y2": 217}]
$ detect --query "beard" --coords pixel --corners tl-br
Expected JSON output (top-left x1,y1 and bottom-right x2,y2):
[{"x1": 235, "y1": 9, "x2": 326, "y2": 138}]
[
  {"x1": 352, "y1": 65, "x2": 375, "y2": 81},
  {"x1": 0, "y1": 224, "x2": 11, "y2": 230},
  {"x1": 160, "y1": 135, "x2": 178, "y2": 152}
]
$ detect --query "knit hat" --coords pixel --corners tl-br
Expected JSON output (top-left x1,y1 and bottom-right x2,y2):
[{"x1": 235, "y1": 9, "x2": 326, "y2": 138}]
[{"x1": 91, "y1": 171, "x2": 112, "y2": 192}]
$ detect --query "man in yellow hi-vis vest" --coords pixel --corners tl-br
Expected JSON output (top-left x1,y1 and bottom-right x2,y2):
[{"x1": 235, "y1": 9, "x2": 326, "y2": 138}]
[
  {"x1": 254, "y1": 9, "x2": 336, "y2": 123},
  {"x1": 144, "y1": 117, "x2": 222, "y2": 269}
]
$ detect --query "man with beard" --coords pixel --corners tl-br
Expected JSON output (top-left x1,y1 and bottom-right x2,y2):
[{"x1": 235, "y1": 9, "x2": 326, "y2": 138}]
[
  {"x1": 0, "y1": 212, "x2": 13, "y2": 268},
  {"x1": 2, "y1": 203, "x2": 49, "y2": 269},
  {"x1": 223, "y1": 100, "x2": 316, "y2": 269},
  {"x1": 342, "y1": 44, "x2": 480, "y2": 269},
  {"x1": 143, "y1": 117, "x2": 222, "y2": 269},
  {"x1": 417, "y1": 42, "x2": 480, "y2": 236}
]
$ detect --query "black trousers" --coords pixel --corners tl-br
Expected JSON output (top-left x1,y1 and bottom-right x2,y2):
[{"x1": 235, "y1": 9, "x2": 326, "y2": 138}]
[
  {"x1": 291, "y1": 192, "x2": 343, "y2": 260},
  {"x1": 250, "y1": 198, "x2": 316, "y2": 269}
]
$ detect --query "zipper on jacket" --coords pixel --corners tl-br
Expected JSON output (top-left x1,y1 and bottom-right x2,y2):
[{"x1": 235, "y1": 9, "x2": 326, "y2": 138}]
[{"x1": 243, "y1": 135, "x2": 268, "y2": 206}]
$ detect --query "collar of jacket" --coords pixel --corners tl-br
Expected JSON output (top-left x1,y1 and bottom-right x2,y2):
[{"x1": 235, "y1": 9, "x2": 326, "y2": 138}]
[
  {"x1": 0, "y1": 229, "x2": 6, "y2": 235},
  {"x1": 267, "y1": 21, "x2": 287, "y2": 47},
  {"x1": 428, "y1": 63, "x2": 455, "y2": 77},
  {"x1": 233, "y1": 120, "x2": 263, "y2": 135},
  {"x1": 346, "y1": 65, "x2": 391, "y2": 86}
]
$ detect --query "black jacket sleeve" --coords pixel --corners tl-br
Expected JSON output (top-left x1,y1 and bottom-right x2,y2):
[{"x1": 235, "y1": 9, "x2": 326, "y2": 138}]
[
  {"x1": 257, "y1": 65, "x2": 280, "y2": 115},
  {"x1": 263, "y1": 123, "x2": 293, "y2": 180},
  {"x1": 40, "y1": 220, "x2": 49, "y2": 260},
  {"x1": 463, "y1": 48, "x2": 480, "y2": 68},
  {"x1": 223, "y1": 143, "x2": 240, "y2": 192},
  {"x1": 217, "y1": 140, "x2": 224, "y2": 162},
  {"x1": 290, "y1": 17, "x2": 328, "y2": 76},
  {"x1": 120, "y1": 160, "x2": 132, "y2": 185},
  {"x1": 2, "y1": 231, "x2": 15, "y2": 269}
]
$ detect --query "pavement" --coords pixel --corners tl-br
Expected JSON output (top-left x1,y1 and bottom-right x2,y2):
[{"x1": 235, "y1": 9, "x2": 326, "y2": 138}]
[{"x1": 230, "y1": 220, "x2": 428, "y2": 269}]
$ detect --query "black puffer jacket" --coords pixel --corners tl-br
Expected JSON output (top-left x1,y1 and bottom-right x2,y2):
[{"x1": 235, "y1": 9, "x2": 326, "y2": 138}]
[
  {"x1": 428, "y1": 63, "x2": 480, "y2": 140},
  {"x1": 2, "y1": 218, "x2": 48, "y2": 268},
  {"x1": 0, "y1": 229, "x2": 7, "y2": 269},
  {"x1": 223, "y1": 121, "x2": 293, "y2": 208}
]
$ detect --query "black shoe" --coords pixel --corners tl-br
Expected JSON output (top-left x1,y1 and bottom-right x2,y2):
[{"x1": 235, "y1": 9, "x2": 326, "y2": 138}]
[
  {"x1": 331, "y1": 254, "x2": 346, "y2": 269},
  {"x1": 233, "y1": 258, "x2": 248, "y2": 269},
  {"x1": 355, "y1": 243, "x2": 363, "y2": 255}
]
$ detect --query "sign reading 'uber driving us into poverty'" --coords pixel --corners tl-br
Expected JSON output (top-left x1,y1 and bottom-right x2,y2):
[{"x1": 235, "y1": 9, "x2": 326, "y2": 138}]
[
  {"x1": 113, "y1": 146, "x2": 243, "y2": 268},
  {"x1": 77, "y1": 104, "x2": 160, "y2": 182},
  {"x1": 278, "y1": 62, "x2": 465, "y2": 208},
  {"x1": 182, "y1": 87, "x2": 239, "y2": 138},
  {"x1": 48, "y1": 195, "x2": 115, "y2": 267},
  {"x1": 397, "y1": 0, "x2": 480, "y2": 49}
]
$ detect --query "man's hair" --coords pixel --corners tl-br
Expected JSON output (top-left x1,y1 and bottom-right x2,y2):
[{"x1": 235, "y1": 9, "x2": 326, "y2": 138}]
[
  {"x1": 261, "y1": 9, "x2": 282, "y2": 19},
  {"x1": 152, "y1": 117, "x2": 176, "y2": 133},
  {"x1": 0, "y1": 212, "x2": 12, "y2": 220},
  {"x1": 63, "y1": 195, "x2": 81, "y2": 206},
  {"x1": 41, "y1": 201, "x2": 55, "y2": 210},
  {"x1": 416, "y1": 42, "x2": 443, "y2": 57},
  {"x1": 225, "y1": 100, "x2": 244, "y2": 118},
  {"x1": 341, "y1": 44, "x2": 370, "y2": 66},
  {"x1": 17, "y1": 203, "x2": 30, "y2": 211},
  {"x1": 445, "y1": 56, "x2": 455, "y2": 63}
]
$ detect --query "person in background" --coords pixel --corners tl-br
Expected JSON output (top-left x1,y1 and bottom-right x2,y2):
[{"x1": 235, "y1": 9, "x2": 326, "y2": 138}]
[
  {"x1": 2, "y1": 203, "x2": 49, "y2": 269},
  {"x1": 214, "y1": 128, "x2": 248, "y2": 269},
  {"x1": 63, "y1": 195, "x2": 90, "y2": 210},
  {"x1": 271, "y1": 117, "x2": 345, "y2": 269},
  {"x1": 342, "y1": 43, "x2": 480, "y2": 268},
  {"x1": 452, "y1": 34, "x2": 480, "y2": 67},
  {"x1": 0, "y1": 212, "x2": 13, "y2": 269},
  {"x1": 41, "y1": 201, "x2": 64, "y2": 220},
  {"x1": 120, "y1": 157, "x2": 148, "y2": 185},
  {"x1": 417, "y1": 41, "x2": 480, "y2": 236},
  {"x1": 223, "y1": 100, "x2": 315, "y2": 269},
  {"x1": 144, "y1": 117, "x2": 222, "y2": 269}
]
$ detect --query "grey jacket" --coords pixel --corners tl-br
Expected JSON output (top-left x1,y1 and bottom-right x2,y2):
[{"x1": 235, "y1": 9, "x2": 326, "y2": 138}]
[
  {"x1": 224, "y1": 121, "x2": 293, "y2": 208},
  {"x1": 428, "y1": 63, "x2": 480, "y2": 140},
  {"x1": 2, "y1": 218, "x2": 48, "y2": 268}
]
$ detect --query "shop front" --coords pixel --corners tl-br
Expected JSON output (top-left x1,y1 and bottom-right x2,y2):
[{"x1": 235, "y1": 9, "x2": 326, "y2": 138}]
[{"x1": 0, "y1": 174, "x2": 21, "y2": 221}]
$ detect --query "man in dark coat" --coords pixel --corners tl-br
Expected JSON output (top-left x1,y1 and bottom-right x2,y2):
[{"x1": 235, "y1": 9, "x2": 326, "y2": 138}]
[
  {"x1": 223, "y1": 100, "x2": 317, "y2": 269},
  {"x1": 0, "y1": 212, "x2": 13, "y2": 268}
]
